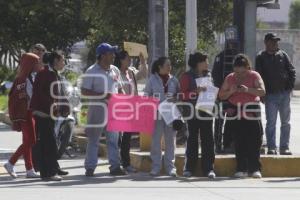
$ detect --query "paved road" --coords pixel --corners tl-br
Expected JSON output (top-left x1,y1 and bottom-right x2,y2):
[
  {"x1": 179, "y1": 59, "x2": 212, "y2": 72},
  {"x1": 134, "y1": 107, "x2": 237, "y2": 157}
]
[{"x1": 1, "y1": 156, "x2": 300, "y2": 200}]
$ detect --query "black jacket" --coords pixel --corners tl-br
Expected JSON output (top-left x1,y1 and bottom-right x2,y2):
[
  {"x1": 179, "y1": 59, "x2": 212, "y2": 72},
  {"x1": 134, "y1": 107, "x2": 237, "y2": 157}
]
[{"x1": 255, "y1": 50, "x2": 296, "y2": 94}]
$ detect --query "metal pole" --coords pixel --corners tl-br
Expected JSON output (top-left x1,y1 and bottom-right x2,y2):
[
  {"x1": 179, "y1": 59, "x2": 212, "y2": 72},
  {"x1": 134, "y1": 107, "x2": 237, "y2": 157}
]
[
  {"x1": 244, "y1": 0, "x2": 257, "y2": 64},
  {"x1": 185, "y1": 0, "x2": 198, "y2": 70},
  {"x1": 233, "y1": 0, "x2": 245, "y2": 52},
  {"x1": 148, "y1": 0, "x2": 169, "y2": 69},
  {"x1": 143, "y1": 0, "x2": 168, "y2": 151}
]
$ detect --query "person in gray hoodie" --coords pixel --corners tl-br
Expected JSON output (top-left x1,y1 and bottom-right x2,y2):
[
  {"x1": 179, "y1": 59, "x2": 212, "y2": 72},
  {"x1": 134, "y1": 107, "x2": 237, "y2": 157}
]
[{"x1": 144, "y1": 57, "x2": 180, "y2": 177}]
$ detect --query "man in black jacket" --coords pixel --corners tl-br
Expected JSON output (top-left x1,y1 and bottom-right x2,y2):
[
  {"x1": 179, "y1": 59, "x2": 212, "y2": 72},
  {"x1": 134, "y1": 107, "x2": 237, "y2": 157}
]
[{"x1": 256, "y1": 33, "x2": 296, "y2": 155}]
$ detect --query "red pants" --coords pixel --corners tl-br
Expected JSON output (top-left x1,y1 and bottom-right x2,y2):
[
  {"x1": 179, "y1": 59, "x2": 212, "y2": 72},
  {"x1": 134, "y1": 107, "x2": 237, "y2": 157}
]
[{"x1": 9, "y1": 111, "x2": 36, "y2": 170}]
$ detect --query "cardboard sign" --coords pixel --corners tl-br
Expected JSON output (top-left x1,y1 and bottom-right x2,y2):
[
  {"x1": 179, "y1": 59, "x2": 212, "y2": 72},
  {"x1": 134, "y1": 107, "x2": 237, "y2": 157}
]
[
  {"x1": 107, "y1": 94, "x2": 159, "y2": 134},
  {"x1": 124, "y1": 42, "x2": 148, "y2": 58}
]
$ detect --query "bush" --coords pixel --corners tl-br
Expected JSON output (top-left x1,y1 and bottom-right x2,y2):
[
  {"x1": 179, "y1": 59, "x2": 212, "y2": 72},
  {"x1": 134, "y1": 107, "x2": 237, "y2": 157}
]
[{"x1": 0, "y1": 65, "x2": 17, "y2": 83}]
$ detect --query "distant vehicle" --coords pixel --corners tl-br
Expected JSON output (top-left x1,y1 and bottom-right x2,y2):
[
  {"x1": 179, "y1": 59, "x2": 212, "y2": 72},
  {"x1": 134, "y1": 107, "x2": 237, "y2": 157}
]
[
  {"x1": 0, "y1": 81, "x2": 13, "y2": 94},
  {"x1": 54, "y1": 78, "x2": 81, "y2": 159}
]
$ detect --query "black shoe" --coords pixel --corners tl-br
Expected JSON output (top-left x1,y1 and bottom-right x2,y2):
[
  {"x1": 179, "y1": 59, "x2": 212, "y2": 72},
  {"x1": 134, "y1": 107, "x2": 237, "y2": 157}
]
[
  {"x1": 57, "y1": 170, "x2": 69, "y2": 176},
  {"x1": 280, "y1": 149, "x2": 292, "y2": 155},
  {"x1": 85, "y1": 169, "x2": 95, "y2": 177},
  {"x1": 267, "y1": 149, "x2": 278, "y2": 155},
  {"x1": 110, "y1": 167, "x2": 127, "y2": 176}
]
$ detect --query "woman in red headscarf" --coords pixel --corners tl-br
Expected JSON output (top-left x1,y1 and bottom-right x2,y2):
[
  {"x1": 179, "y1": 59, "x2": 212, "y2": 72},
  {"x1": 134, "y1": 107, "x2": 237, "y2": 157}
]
[{"x1": 4, "y1": 53, "x2": 41, "y2": 179}]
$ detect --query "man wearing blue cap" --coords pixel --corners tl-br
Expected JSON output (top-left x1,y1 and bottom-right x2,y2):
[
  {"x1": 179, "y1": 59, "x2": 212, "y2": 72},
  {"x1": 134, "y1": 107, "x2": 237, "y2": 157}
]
[{"x1": 81, "y1": 43, "x2": 127, "y2": 176}]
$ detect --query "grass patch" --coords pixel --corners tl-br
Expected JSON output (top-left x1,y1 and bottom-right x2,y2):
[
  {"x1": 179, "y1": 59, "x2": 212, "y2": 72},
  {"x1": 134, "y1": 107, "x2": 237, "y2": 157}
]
[
  {"x1": 0, "y1": 95, "x2": 8, "y2": 111},
  {"x1": 79, "y1": 106, "x2": 88, "y2": 126}
]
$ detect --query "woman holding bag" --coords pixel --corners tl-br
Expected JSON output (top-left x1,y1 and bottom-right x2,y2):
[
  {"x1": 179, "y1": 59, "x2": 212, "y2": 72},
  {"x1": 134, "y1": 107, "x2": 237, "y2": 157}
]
[{"x1": 144, "y1": 57, "x2": 180, "y2": 177}]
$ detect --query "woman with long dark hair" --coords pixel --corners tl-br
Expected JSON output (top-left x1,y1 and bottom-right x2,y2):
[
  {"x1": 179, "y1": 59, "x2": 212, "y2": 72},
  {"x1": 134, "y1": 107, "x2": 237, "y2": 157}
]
[
  {"x1": 219, "y1": 54, "x2": 265, "y2": 178},
  {"x1": 30, "y1": 51, "x2": 69, "y2": 181},
  {"x1": 114, "y1": 50, "x2": 148, "y2": 173}
]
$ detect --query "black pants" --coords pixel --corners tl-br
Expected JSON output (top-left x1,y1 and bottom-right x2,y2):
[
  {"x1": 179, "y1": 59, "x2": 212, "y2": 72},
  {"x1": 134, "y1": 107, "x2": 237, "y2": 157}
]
[
  {"x1": 223, "y1": 118, "x2": 234, "y2": 149},
  {"x1": 228, "y1": 118, "x2": 263, "y2": 173},
  {"x1": 119, "y1": 132, "x2": 133, "y2": 168},
  {"x1": 35, "y1": 116, "x2": 60, "y2": 178},
  {"x1": 185, "y1": 115, "x2": 215, "y2": 175}
]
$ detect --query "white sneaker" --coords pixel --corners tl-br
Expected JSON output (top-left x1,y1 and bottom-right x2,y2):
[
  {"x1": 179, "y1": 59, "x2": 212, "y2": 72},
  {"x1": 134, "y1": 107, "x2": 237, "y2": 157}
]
[
  {"x1": 208, "y1": 170, "x2": 216, "y2": 179},
  {"x1": 4, "y1": 162, "x2": 17, "y2": 178},
  {"x1": 234, "y1": 172, "x2": 248, "y2": 178},
  {"x1": 183, "y1": 171, "x2": 192, "y2": 177},
  {"x1": 168, "y1": 169, "x2": 177, "y2": 177},
  {"x1": 252, "y1": 171, "x2": 262, "y2": 179},
  {"x1": 26, "y1": 169, "x2": 40, "y2": 178}
]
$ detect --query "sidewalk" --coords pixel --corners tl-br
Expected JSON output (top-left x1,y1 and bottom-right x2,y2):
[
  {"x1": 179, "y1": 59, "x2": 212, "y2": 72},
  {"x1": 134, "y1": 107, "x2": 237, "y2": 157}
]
[{"x1": 1, "y1": 155, "x2": 300, "y2": 200}]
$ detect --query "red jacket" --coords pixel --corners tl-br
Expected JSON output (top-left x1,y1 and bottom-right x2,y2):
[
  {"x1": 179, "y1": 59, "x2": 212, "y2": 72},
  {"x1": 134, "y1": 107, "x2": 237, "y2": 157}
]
[
  {"x1": 8, "y1": 53, "x2": 39, "y2": 131},
  {"x1": 8, "y1": 79, "x2": 28, "y2": 123},
  {"x1": 30, "y1": 66, "x2": 70, "y2": 117}
]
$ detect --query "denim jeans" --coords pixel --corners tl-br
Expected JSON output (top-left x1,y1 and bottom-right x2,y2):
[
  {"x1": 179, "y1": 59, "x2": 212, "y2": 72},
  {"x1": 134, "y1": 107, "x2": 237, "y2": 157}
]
[
  {"x1": 84, "y1": 127, "x2": 120, "y2": 171},
  {"x1": 265, "y1": 90, "x2": 291, "y2": 150},
  {"x1": 151, "y1": 118, "x2": 177, "y2": 174}
]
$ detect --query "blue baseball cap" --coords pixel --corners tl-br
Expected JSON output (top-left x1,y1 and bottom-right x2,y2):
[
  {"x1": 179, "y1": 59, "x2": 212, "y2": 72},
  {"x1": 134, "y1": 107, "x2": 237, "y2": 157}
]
[{"x1": 96, "y1": 43, "x2": 118, "y2": 57}]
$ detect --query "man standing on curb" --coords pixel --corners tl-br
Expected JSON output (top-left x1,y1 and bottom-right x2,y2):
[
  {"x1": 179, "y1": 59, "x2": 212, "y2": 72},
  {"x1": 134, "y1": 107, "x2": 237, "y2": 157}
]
[{"x1": 256, "y1": 33, "x2": 296, "y2": 155}]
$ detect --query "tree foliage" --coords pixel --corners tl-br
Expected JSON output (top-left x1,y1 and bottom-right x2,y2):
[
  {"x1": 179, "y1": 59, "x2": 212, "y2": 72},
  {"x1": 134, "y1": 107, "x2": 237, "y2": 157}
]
[
  {"x1": 289, "y1": 0, "x2": 300, "y2": 29},
  {"x1": 86, "y1": 0, "x2": 232, "y2": 69},
  {"x1": 0, "y1": 0, "x2": 91, "y2": 67},
  {"x1": 0, "y1": 0, "x2": 232, "y2": 70}
]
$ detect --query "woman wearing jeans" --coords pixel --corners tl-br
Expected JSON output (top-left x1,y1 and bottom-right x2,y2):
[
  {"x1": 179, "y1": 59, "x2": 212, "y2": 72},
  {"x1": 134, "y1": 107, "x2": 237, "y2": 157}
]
[
  {"x1": 219, "y1": 54, "x2": 266, "y2": 178},
  {"x1": 144, "y1": 57, "x2": 180, "y2": 177}
]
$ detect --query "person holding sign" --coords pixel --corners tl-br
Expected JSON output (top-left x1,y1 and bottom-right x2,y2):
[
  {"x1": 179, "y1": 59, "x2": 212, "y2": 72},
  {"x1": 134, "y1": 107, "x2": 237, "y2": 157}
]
[
  {"x1": 81, "y1": 43, "x2": 127, "y2": 177},
  {"x1": 144, "y1": 57, "x2": 180, "y2": 177},
  {"x1": 114, "y1": 50, "x2": 148, "y2": 173},
  {"x1": 180, "y1": 52, "x2": 216, "y2": 178},
  {"x1": 219, "y1": 54, "x2": 265, "y2": 179}
]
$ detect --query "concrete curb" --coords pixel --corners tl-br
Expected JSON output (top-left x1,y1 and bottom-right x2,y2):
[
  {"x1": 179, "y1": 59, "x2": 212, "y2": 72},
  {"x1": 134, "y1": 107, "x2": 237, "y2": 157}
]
[
  {"x1": 130, "y1": 151, "x2": 300, "y2": 177},
  {"x1": 75, "y1": 136, "x2": 300, "y2": 177},
  {"x1": 75, "y1": 136, "x2": 107, "y2": 158}
]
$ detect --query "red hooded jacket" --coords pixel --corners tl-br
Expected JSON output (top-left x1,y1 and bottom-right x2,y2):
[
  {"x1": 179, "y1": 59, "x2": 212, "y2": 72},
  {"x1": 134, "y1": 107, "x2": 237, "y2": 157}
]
[{"x1": 8, "y1": 53, "x2": 39, "y2": 131}]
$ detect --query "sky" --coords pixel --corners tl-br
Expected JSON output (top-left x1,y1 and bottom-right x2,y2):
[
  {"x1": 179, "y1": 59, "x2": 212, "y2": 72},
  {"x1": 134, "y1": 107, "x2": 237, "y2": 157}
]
[{"x1": 257, "y1": 0, "x2": 294, "y2": 22}]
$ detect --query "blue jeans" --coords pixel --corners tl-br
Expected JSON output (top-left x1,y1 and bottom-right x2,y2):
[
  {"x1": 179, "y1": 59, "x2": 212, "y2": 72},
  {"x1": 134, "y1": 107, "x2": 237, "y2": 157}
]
[
  {"x1": 84, "y1": 126, "x2": 120, "y2": 171},
  {"x1": 265, "y1": 91, "x2": 291, "y2": 150}
]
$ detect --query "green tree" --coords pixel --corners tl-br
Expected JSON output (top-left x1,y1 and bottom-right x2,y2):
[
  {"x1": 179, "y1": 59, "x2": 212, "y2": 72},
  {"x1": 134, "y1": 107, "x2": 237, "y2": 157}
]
[
  {"x1": 289, "y1": 0, "x2": 300, "y2": 29},
  {"x1": 0, "y1": 0, "x2": 91, "y2": 67},
  {"x1": 86, "y1": 0, "x2": 232, "y2": 70}
]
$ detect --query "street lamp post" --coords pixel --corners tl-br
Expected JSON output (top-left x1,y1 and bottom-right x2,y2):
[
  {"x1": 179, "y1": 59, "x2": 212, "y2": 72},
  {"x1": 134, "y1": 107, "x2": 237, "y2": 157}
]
[{"x1": 185, "y1": 0, "x2": 198, "y2": 70}]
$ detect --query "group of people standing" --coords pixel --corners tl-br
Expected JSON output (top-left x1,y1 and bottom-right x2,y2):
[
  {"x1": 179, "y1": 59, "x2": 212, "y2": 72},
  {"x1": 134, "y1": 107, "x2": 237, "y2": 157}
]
[
  {"x1": 5, "y1": 44, "x2": 69, "y2": 181},
  {"x1": 3, "y1": 32, "x2": 296, "y2": 181}
]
